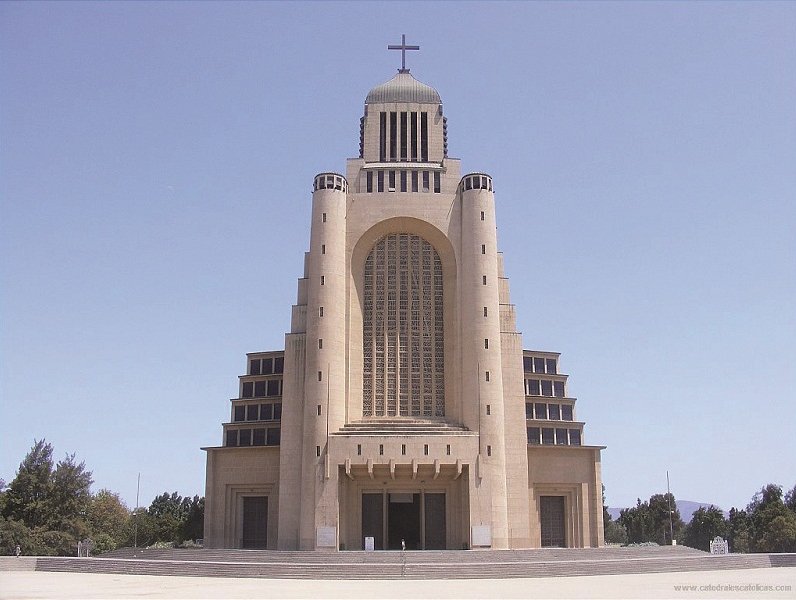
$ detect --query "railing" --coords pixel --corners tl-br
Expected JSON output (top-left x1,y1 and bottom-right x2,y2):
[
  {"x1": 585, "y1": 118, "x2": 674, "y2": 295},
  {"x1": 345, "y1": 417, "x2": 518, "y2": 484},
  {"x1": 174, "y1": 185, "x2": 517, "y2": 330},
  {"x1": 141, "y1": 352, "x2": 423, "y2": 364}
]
[
  {"x1": 460, "y1": 173, "x2": 493, "y2": 192},
  {"x1": 313, "y1": 173, "x2": 348, "y2": 192}
]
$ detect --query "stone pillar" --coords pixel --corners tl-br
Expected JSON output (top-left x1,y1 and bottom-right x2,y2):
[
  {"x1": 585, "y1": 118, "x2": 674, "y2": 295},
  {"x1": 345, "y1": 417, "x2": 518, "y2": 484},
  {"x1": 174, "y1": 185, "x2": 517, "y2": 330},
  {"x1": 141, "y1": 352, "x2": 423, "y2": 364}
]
[
  {"x1": 460, "y1": 173, "x2": 509, "y2": 549},
  {"x1": 298, "y1": 173, "x2": 348, "y2": 549}
]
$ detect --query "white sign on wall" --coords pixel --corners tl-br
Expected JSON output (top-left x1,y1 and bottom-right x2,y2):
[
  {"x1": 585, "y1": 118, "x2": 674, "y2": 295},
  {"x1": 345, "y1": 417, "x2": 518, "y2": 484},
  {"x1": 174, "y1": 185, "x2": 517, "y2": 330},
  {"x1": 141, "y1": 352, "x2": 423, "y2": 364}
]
[
  {"x1": 364, "y1": 536, "x2": 375, "y2": 551},
  {"x1": 471, "y1": 525, "x2": 492, "y2": 547},
  {"x1": 316, "y1": 526, "x2": 337, "y2": 548}
]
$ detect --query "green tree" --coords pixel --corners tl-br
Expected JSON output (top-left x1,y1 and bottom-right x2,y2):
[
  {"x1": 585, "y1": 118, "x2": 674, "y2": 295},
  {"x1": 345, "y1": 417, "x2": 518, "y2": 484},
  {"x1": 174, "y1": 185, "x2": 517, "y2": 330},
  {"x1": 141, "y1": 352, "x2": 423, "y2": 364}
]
[
  {"x1": 757, "y1": 513, "x2": 796, "y2": 553},
  {"x1": 87, "y1": 490, "x2": 130, "y2": 552},
  {"x1": 45, "y1": 453, "x2": 93, "y2": 531},
  {"x1": 0, "y1": 517, "x2": 33, "y2": 555},
  {"x1": 618, "y1": 493, "x2": 684, "y2": 545},
  {"x1": 747, "y1": 484, "x2": 795, "y2": 552},
  {"x1": 601, "y1": 486, "x2": 627, "y2": 544},
  {"x1": 727, "y1": 507, "x2": 752, "y2": 553},
  {"x1": 148, "y1": 491, "x2": 185, "y2": 544},
  {"x1": 31, "y1": 529, "x2": 75, "y2": 556},
  {"x1": 2, "y1": 440, "x2": 54, "y2": 529},
  {"x1": 746, "y1": 483, "x2": 792, "y2": 552},
  {"x1": 179, "y1": 495, "x2": 204, "y2": 542},
  {"x1": 784, "y1": 484, "x2": 796, "y2": 513},
  {"x1": 683, "y1": 506, "x2": 728, "y2": 551},
  {"x1": 0, "y1": 478, "x2": 7, "y2": 516},
  {"x1": 124, "y1": 508, "x2": 158, "y2": 547},
  {"x1": 604, "y1": 519, "x2": 628, "y2": 545},
  {"x1": 649, "y1": 493, "x2": 684, "y2": 545},
  {"x1": 601, "y1": 484, "x2": 611, "y2": 526},
  {"x1": 619, "y1": 499, "x2": 654, "y2": 543}
]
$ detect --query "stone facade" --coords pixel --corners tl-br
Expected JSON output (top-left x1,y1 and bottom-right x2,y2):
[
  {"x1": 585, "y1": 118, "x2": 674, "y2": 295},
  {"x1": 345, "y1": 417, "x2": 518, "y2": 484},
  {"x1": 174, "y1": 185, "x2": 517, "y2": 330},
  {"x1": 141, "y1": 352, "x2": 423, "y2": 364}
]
[{"x1": 203, "y1": 67, "x2": 605, "y2": 551}]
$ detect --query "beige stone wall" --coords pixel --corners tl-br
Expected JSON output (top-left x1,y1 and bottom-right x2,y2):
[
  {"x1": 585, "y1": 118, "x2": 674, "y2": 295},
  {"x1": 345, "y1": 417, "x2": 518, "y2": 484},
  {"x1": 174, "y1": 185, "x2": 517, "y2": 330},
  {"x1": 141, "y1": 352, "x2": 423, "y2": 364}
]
[
  {"x1": 347, "y1": 211, "x2": 461, "y2": 425},
  {"x1": 275, "y1": 332, "x2": 305, "y2": 549},
  {"x1": 527, "y1": 446, "x2": 605, "y2": 548},
  {"x1": 203, "y1": 447, "x2": 280, "y2": 549}
]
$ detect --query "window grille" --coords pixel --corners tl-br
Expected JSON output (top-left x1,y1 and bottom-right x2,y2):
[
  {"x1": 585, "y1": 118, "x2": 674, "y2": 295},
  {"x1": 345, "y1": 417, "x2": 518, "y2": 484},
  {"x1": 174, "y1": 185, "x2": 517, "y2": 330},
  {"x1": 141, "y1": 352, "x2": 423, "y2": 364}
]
[{"x1": 363, "y1": 234, "x2": 444, "y2": 417}]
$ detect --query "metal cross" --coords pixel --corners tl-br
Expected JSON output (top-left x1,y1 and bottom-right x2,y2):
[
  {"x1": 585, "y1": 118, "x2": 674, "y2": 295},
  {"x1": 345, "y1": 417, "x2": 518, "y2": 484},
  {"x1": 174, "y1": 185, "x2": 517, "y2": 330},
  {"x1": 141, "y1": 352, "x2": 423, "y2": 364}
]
[{"x1": 388, "y1": 34, "x2": 420, "y2": 72}]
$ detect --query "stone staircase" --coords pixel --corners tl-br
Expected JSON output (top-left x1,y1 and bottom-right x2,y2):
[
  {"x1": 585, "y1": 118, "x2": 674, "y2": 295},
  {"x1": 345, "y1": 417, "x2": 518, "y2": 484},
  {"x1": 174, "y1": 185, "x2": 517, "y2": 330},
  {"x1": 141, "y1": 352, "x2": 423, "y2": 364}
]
[
  {"x1": 334, "y1": 419, "x2": 474, "y2": 436},
  {"x1": 0, "y1": 557, "x2": 37, "y2": 571},
  {"x1": 5, "y1": 547, "x2": 792, "y2": 580}
]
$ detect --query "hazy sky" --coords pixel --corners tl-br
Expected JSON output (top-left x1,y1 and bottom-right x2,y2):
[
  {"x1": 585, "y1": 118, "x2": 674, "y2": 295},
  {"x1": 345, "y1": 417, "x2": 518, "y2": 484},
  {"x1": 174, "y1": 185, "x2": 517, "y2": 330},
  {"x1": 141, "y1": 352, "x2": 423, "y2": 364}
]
[{"x1": 2, "y1": 1, "x2": 794, "y2": 513}]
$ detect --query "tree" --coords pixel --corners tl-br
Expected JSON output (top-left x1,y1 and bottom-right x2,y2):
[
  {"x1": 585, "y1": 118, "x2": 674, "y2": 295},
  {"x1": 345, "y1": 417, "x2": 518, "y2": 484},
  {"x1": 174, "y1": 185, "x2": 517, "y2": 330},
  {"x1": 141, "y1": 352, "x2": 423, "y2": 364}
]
[
  {"x1": 757, "y1": 513, "x2": 796, "y2": 553},
  {"x1": 747, "y1": 484, "x2": 795, "y2": 552},
  {"x1": 601, "y1": 484, "x2": 611, "y2": 527},
  {"x1": 2, "y1": 440, "x2": 53, "y2": 529},
  {"x1": 619, "y1": 499, "x2": 654, "y2": 544},
  {"x1": 0, "y1": 517, "x2": 33, "y2": 555},
  {"x1": 0, "y1": 478, "x2": 7, "y2": 516},
  {"x1": 1, "y1": 440, "x2": 99, "y2": 555},
  {"x1": 618, "y1": 493, "x2": 684, "y2": 545},
  {"x1": 180, "y1": 495, "x2": 204, "y2": 542},
  {"x1": 649, "y1": 493, "x2": 684, "y2": 545},
  {"x1": 683, "y1": 506, "x2": 728, "y2": 551},
  {"x1": 747, "y1": 484, "x2": 784, "y2": 516},
  {"x1": 602, "y1": 485, "x2": 627, "y2": 544},
  {"x1": 784, "y1": 484, "x2": 796, "y2": 513},
  {"x1": 727, "y1": 507, "x2": 752, "y2": 553},
  {"x1": 746, "y1": 483, "x2": 796, "y2": 552},
  {"x1": 87, "y1": 490, "x2": 130, "y2": 552},
  {"x1": 604, "y1": 519, "x2": 628, "y2": 545},
  {"x1": 148, "y1": 491, "x2": 185, "y2": 544},
  {"x1": 45, "y1": 453, "x2": 93, "y2": 531}
]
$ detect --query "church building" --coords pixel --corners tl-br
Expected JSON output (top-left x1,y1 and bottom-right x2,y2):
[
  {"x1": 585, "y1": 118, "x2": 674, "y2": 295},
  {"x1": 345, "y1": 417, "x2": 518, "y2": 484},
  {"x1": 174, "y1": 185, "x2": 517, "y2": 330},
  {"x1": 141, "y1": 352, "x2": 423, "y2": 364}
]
[{"x1": 203, "y1": 39, "x2": 605, "y2": 551}]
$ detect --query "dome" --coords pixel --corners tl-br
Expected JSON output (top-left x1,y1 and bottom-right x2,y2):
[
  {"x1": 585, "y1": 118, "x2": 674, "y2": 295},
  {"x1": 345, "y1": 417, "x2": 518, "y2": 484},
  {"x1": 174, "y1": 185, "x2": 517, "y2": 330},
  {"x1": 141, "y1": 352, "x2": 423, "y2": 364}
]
[{"x1": 365, "y1": 71, "x2": 441, "y2": 104}]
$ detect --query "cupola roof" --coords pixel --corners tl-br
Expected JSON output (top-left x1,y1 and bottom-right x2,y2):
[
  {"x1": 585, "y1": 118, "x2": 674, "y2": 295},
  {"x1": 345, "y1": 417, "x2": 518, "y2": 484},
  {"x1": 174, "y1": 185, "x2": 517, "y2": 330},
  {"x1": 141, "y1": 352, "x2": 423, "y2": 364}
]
[{"x1": 365, "y1": 71, "x2": 441, "y2": 105}]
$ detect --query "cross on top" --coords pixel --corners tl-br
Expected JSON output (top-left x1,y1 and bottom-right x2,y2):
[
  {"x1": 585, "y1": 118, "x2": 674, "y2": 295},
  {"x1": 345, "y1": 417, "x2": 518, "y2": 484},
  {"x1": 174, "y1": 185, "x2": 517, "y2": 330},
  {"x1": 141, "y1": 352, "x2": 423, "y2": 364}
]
[{"x1": 388, "y1": 34, "x2": 420, "y2": 73}]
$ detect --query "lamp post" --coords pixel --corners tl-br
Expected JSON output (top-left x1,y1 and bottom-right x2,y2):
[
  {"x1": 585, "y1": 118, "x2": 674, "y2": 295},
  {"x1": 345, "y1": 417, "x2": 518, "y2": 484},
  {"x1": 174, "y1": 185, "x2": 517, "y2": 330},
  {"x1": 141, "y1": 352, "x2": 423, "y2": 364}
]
[{"x1": 134, "y1": 473, "x2": 140, "y2": 555}]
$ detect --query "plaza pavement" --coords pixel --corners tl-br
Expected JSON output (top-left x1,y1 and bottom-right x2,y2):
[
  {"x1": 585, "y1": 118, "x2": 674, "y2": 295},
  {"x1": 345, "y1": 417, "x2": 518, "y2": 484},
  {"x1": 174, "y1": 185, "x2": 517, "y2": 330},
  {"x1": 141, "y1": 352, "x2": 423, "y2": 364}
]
[{"x1": 1, "y1": 567, "x2": 795, "y2": 599}]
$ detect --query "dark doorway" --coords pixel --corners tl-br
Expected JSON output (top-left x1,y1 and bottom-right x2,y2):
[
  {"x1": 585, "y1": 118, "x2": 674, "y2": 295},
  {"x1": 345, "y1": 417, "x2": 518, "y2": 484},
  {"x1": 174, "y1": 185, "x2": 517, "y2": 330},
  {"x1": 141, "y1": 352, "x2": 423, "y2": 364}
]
[
  {"x1": 387, "y1": 493, "x2": 421, "y2": 550},
  {"x1": 362, "y1": 492, "x2": 384, "y2": 550},
  {"x1": 242, "y1": 496, "x2": 268, "y2": 549},
  {"x1": 424, "y1": 493, "x2": 446, "y2": 549},
  {"x1": 540, "y1": 496, "x2": 566, "y2": 547}
]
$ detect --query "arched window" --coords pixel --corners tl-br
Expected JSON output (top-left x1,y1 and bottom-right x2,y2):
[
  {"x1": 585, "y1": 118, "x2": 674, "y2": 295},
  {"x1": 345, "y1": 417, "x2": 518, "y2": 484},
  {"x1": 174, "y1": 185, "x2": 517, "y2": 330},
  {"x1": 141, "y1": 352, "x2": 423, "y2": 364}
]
[{"x1": 363, "y1": 234, "x2": 444, "y2": 417}]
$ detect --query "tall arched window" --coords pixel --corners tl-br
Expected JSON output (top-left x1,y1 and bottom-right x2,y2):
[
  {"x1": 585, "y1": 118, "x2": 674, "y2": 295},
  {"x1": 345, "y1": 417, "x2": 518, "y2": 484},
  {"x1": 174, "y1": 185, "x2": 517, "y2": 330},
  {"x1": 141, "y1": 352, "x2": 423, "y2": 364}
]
[{"x1": 363, "y1": 233, "x2": 444, "y2": 417}]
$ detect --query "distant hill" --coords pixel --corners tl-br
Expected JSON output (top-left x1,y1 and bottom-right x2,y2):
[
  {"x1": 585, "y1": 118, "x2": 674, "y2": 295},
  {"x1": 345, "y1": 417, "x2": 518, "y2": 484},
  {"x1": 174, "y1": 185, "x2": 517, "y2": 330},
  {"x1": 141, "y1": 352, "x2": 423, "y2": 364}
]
[{"x1": 608, "y1": 501, "x2": 727, "y2": 524}]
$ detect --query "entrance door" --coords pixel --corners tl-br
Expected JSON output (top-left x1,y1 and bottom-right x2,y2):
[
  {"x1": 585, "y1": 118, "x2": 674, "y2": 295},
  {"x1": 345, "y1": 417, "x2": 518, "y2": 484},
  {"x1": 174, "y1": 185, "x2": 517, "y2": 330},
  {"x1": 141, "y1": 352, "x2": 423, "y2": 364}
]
[
  {"x1": 362, "y1": 492, "x2": 384, "y2": 550},
  {"x1": 360, "y1": 491, "x2": 447, "y2": 550},
  {"x1": 540, "y1": 496, "x2": 566, "y2": 547},
  {"x1": 242, "y1": 496, "x2": 268, "y2": 549},
  {"x1": 424, "y1": 493, "x2": 446, "y2": 549},
  {"x1": 388, "y1": 493, "x2": 421, "y2": 550}
]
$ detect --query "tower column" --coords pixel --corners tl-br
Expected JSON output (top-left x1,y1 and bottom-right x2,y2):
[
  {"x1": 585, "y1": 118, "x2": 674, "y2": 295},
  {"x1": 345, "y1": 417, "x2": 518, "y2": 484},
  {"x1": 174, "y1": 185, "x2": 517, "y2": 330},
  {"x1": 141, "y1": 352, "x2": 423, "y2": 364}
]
[
  {"x1": 460, "y1": 173, "x2": 510, "y2": 549},
  {"x1": 297, "y1": 173, "x2": 348, "y2": 549}
]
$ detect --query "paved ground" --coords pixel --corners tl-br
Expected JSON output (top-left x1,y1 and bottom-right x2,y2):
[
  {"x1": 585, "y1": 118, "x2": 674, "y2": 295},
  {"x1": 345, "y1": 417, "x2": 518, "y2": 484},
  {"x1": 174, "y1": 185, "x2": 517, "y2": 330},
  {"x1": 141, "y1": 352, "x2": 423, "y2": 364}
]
[{"x1": 1, "y1": 568, "x2": 794, "y2": 599}]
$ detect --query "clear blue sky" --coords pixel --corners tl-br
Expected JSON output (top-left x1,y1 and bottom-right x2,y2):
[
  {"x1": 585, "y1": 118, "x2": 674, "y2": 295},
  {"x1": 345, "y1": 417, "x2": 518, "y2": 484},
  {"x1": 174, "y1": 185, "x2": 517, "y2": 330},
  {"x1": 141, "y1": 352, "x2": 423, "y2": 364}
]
[{"x1": 2, "y1": 1, "x2": 794, "y2": 513}]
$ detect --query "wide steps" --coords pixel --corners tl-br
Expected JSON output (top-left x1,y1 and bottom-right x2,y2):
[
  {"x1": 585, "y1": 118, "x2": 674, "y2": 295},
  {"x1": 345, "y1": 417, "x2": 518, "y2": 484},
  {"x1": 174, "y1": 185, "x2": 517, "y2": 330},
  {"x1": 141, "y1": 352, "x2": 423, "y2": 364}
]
[
  {"x1": 0, "y1": 557, "x2": 37, "y2": 571},
  {"x1": 28, "y1": 547, "x2": 790, "y2": 580},
  {"x1": 100, "y1": 546, "x2": 706, "y2": 563}
]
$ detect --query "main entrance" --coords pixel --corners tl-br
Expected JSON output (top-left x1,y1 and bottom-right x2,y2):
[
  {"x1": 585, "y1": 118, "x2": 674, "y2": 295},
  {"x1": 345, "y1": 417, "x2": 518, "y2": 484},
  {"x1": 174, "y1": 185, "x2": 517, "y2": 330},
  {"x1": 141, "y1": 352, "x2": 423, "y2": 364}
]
[
  {"x1": 361, "y1": 491, "x2": 446, "y2": 550},
  {"x1": 241, "y1": 496, "x2": 268, "y2": 549},
  {"x1": 540, "y1": 495, "x2": 566, "y2": 547}
]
